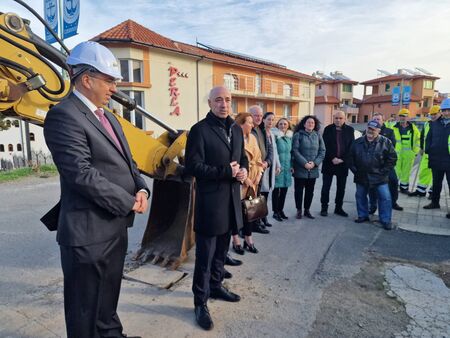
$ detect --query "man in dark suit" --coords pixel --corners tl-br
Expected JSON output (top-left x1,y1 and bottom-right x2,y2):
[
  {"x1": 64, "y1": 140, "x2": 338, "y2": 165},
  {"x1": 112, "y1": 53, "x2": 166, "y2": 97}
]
[
  {"x1": 320, "y1": 111, "x2": 355, "y2": 217},
  {"x1": 185, "y1": 86, "x2": 248, "y2": 330},
  {"x1": 43, "y1": 41, "x2": 148, "y2": 338}
]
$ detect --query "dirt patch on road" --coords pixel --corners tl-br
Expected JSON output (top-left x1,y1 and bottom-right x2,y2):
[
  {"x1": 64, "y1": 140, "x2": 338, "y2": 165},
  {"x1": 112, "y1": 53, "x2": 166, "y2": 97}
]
[{"x1": 307, "y1": 258, "x2": 409, "y2": 338}]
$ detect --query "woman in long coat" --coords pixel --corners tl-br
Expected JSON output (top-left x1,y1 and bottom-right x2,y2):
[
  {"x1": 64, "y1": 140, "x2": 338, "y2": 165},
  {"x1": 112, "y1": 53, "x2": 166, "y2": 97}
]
[
  {"x1": 231, "y1": 112, "x2": 263, "y2": 254},
  {"x1": 271, "y1": 118, "x2": 293, "y2": 221},
  {"x1": 292, "y1": 115, "x2": 325, "y2": 219},
  {"x1": 260, "y1": 112, "x2": 281, "y2": 226}
]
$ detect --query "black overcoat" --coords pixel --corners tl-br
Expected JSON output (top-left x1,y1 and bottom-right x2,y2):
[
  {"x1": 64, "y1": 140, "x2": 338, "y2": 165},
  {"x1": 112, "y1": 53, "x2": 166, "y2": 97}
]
[{"x1": 185, "y1": 112, "x2": 249, "y2": 236}]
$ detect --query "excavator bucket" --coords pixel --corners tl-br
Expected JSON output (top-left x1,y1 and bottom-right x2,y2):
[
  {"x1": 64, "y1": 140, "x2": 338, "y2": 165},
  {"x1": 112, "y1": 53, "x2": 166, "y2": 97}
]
[{"x1": 137, "y1": 178, "x2": 195, "y2": 269}]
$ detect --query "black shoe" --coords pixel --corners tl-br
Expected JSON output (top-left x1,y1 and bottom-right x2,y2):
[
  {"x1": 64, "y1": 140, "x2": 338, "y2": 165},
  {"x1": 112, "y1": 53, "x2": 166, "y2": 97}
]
[
  {"x1": 195, "y1": 304, "x2": 213, "y2": 330},
  {"x1": 296, "y1": 209, "x2": 302, "y2": 219},
  {"x1": 225, "y1": 254, "x2": 242, "y2": 266},
  {"x1": 210, "y1": 286, "x2": 241, "y2": 302},
  {"x1": 354, "y1": 217, "x2": 370, "y2": 223},
  {"x1": 273, "y1": 213, "x2": 283, "y2": 222},
  {"x1": 320, "y1": 206, "x2": 328, "y2": 216},
  {"x1": 369, "y1": 207, "x2": 377, "y2": 215},
  {"x1": 304, "y1": 210, "x2": 315, "y2": 219},
  {"x1": 262, "y1": 217, "x2": 272, "y2": 227},
  {"x1": 423, "y1": 202, "x2": 440, "y2": 209},
  {"x1": 279, "y1": 211, "x2": 288, "y2": 219},
  {"x1": 223, "y1": 269, "x2": 232, "y2": 279},
  {"x1": 232, "y1": 243, "x2": 245, "y2": 255},
  {"x1": 253, "y1": 224, "x2": 270, "y2": 234},
  {"x1": 409, "y1": 190, "x2": 426, "y2": 197},
  {"x1": 334, "y1": 208, "x2": 348, "y2": 217},
  {"x1": 447, "y1": 213, "x2": 450, "y2": 219},
  {"x1": 243, "y1": 240, "x2": 258, "y2": 253},
  {"x1": 399, "y1": 188, "x2": 409, "y2": 195},
  {"x1": 392, "y1": 203, "x2": 403, "y2": 211}
]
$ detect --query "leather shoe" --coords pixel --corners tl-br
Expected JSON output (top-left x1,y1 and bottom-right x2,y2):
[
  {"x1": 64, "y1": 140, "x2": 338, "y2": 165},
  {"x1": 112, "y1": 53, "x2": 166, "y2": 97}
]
[
  {"x1": 279, "y1": 211, "x2": 288, "y2": 219},
  {"x1": 195, "y1": 304, "x2": 213, "y2": 330},
  {"x1": 262, "y1": 217, "x2": 272, "y2": 227},
  {"x1": 320, "y1": 208, "x2": 328, "y2": 216},
  {"x1": 392, "y1": 203, "x2": 403, "y2": 211},
  {"x1": 210, "y1": 286, "x2": 241, "y2": 302},
  {"x1": 223, "y1": 269, "x2": 232, "y2": 279},
  {"x1": 423, "y1": 202, "x2": 440, "y2": 209},
  {"x1": 225, "y1": 254, "x2": 242, "y2": 266},
  {"x1": 243, "y1": 240, "x2": 258, "y2": 253},
  {"x1": 273, "y1": 213, "x2": 283, "y2": 222},
  {"x1": 253, "y1": 224, "x2": 270, "y2": 234},
  {"x1": 232, "y1": 243, "x2": 245, "y2": 255},
  {"x1": 354, "y1": 217, "x2": 370, "y2": 223},
  {"x1": 296, "y1": 210, "x2": 302, "y2": 219},
  {"x1": 334, "y1": 208, "x2": 348, "y2": 217},
  {"x1": 304, "y1": 210, "x2": 315, "y2": 219},
  {"x1": 369, "y1": 206, "x2": 377, "y2": 215}
]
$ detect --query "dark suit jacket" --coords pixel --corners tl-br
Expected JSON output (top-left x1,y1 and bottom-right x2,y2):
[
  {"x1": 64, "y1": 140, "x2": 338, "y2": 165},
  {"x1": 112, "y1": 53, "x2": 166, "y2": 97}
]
[
  {"x1": 43, "y1": 93, "x2": 148, "y2": 246},
  {"x1": 321, "y1": 123, "x2": 355, "y2": 176},
  {"x1": 185, "y1": 112, "x2": 249, "y2": 236}
]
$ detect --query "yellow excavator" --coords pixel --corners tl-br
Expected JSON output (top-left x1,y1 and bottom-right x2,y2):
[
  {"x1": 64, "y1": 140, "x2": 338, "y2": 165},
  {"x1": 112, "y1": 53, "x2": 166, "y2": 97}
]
[{"x1": 0, "y1": 2, "x2": 195, "y2": 269}]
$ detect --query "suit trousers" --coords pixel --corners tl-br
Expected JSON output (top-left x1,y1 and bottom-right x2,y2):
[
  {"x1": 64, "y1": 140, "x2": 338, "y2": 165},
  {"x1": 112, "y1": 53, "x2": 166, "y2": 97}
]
[
  {"x1": 294, "y1": 177, "x2": 316, "y2": 211},
  {"x1": 320, "y1": 173, "x2": 347, "y2": 209},
  {"x1": 193, "y1": 231, "x2": 230, "y2": 306},
  {"x1": 60, "y1": 227, "x2": 127, "y2": 338},
  {"x1": 431, "y1": 168, "x2": 450, "y2": 204}
]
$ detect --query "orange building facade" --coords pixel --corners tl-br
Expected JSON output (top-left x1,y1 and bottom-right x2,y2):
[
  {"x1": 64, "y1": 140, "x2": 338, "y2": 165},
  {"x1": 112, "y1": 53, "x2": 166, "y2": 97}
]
[{"x1": 358, "y1": 71, "x2": 439, "y2": 122}]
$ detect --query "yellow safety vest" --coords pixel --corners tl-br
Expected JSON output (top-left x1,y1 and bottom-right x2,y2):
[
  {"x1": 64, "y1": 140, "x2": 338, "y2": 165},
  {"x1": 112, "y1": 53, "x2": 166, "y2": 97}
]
[{"x1": 392, "y1": 123, "x2": 420, "y2": 154}]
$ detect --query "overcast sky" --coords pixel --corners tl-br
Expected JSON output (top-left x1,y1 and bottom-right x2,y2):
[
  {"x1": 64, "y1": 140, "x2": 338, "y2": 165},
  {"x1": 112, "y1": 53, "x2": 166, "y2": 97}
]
[{"x1": 4, "y1": 0, "x2": 450, "y2": 98}]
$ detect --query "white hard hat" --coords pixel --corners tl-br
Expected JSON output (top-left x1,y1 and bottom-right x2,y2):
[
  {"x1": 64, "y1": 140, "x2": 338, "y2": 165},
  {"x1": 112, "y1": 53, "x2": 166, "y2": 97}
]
[{"x1": 67, "y1": 41, "x2": 122, "y2": 80}]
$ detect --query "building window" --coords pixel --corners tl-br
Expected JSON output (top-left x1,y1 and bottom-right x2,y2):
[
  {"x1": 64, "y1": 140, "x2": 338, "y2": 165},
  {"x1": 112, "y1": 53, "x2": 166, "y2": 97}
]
[
  {"x1": 385, "y1": 83, "x2": 391, "y2": 92},
  {"x1": 342, "y1": 84, "x2": 352, "y2": 92},
  {"x1": 17, "y1": 144, "x2": 22, "y2": 151},
  {"x1": 424, "y1": 80, "x2": 433, "y2": 89},
  {"x1": 423, "y1": 98, "x2": 429, "y2": 108},
  {"x1": 283, "y1": 104, "x2": 291, "y2": 118},
  {"x1": 8, "y1": 144, "x2": 13, "y2": 151},
  {"x1": 224, "y1": 73, "x2": 238, "y2": 91},
  {"x1": 119, "y1": 59, "x2": 143, "y2": 83},
  {"x1": 0, "y1": 144, "x2": 4, "y2": 152},
  {"x1": 351, "y1": 116, "x2": 356, "y2": 123},
  {"x1": 122, "y1": 90, "x2": 145, "y2": 130},
  {"x1": 29, "y1": 133, "x2": 35, "y2": 141},
  {"x1": 318, "y1": 84, "x2": 322, "y2": 89},
  {"x1": 283, "y1": 84, "x2": 293, "y2": 97},
  {"x1": 256, "y1": 74, "x2": 261, "y2": 94},
  {"x1": 342, "y1": 99, "x2": 350, "y2": 106},
  {"x1": 334, "y1": 105, "x2": 338, "y2": 109},
  {"x1": 364, "y1": 115, "x2": 369, "y2": 122}
]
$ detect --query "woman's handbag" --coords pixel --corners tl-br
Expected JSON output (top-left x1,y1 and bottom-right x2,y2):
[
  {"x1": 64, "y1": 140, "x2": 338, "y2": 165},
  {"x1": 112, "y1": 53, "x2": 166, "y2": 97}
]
[{"x1": 242, "y1": 186, "x2": 268, "y2": 223}]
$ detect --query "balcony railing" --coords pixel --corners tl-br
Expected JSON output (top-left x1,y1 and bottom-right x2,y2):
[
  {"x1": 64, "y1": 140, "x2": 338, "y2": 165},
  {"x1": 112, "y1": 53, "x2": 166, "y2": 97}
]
[
  {"x1": 219, "y1": 74, "x2": 304, "y2": 100},
  {"x1": 340, "y1": 105, "x2": 359, "y2": 115}
]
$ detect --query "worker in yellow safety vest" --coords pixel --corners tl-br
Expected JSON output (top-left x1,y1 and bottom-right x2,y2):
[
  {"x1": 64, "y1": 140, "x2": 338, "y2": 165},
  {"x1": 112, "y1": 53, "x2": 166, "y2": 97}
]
[
  {"x1": 409, "y1": 105, "x2": 441, "y2": 197},
  {"x1": 391, "y1": 108, "x2": 420, "y2": 194}
]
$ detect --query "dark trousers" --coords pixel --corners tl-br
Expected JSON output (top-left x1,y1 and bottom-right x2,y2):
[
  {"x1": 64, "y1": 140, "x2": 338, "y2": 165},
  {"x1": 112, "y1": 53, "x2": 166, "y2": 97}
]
[
  {"x1": 272, "y1": 187, "x2": 288, "y2": 213},
  {"x1": 193, "y1": 231, "x2": 230, "y2": 306},
  {"x1": 431, "y1": 168, "x2": 450, "y2": 204},
  {"x1": 369, "y1": 169, "x2": 399, "y2": 209},
  {"x1": 294, "y1": 178, "x2": 316, "y2": 210},
  {"x1": 320, "y1": 173, "x2": 347, "y2": 209},
  {"x1": 60, "y1": 228, "x2": 127, "y2": 338}
]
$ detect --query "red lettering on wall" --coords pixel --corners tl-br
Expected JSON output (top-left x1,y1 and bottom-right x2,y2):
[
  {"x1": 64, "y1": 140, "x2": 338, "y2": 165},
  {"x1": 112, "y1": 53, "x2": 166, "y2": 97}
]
[{"x1": 168, "y1": 66, "x2": 188, "y2": 116}]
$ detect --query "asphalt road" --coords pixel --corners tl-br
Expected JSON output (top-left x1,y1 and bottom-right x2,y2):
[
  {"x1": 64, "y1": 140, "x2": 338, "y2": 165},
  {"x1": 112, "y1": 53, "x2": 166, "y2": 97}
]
[{"x1": 0, "y1": 174, "x2": 449, "y2": 337}]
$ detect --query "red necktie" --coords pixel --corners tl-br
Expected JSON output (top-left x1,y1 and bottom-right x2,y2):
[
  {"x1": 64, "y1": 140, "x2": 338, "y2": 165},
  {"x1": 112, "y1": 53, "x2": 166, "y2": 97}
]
[{"x1": 94, "y1": 109, "x2": 124, "y2": 154}]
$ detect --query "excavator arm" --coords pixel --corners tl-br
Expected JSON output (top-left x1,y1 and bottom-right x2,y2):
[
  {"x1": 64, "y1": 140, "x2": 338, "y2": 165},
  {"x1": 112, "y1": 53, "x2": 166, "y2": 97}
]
[{"x1": 0, "y1": 10, "x2": 194, "y2": 268}]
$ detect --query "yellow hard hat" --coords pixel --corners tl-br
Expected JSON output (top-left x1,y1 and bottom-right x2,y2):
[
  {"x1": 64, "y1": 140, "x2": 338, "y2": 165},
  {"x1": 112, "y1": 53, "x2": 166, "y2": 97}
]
[
  {"x1": 429, "y1": 105, "x2": 440, "y2": 115},
  {"x1": 398, "y1": 108, "x2": 410, "y2": 117}
]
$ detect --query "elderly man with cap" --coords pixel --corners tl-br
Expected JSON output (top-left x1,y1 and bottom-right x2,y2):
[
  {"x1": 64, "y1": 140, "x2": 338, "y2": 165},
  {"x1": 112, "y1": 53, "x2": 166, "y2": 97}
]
[
  {"x1": 44, "y1": 41, "x2": 149, "y2": 338},
  {"x1": 409, "y1": 105, "x2": 441, "y2": 198},
  {"x1": 391, "y1": 108, "x2": 420, "y2": 194},
  {"x1": 349, "y1": 120, "x2": 397, "y2": 230}
]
